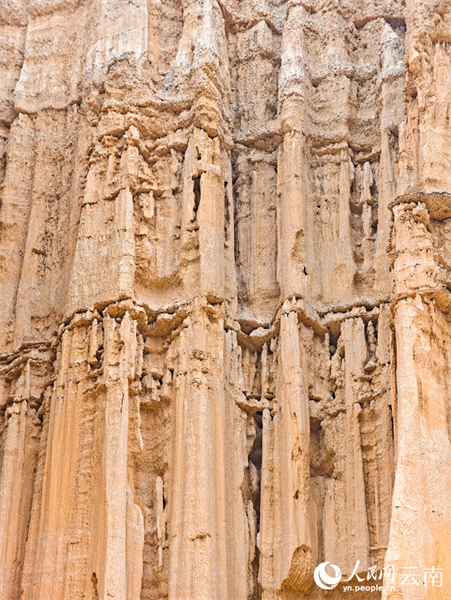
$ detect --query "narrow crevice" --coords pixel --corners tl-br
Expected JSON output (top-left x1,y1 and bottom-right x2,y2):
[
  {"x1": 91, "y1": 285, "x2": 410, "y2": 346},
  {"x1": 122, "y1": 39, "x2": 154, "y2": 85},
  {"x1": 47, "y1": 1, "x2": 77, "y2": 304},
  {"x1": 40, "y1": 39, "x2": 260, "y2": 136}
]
[
  {"x1": 389, "y1": 405, "x2": 394, "y2": 441},
  {"x1": 224, "y1": 181, "x2": 230, "y2": 243},
  {"x1": 249, "y1": 411, "x2": 263, "y2": 600}
]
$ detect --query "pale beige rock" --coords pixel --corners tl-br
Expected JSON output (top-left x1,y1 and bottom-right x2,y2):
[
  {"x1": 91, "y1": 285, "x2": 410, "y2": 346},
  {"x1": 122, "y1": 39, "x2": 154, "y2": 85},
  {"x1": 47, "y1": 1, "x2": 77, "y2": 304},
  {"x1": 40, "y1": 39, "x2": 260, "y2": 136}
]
[{"x1": 1, "y1": 1, "x2": 451, "y2": 599}]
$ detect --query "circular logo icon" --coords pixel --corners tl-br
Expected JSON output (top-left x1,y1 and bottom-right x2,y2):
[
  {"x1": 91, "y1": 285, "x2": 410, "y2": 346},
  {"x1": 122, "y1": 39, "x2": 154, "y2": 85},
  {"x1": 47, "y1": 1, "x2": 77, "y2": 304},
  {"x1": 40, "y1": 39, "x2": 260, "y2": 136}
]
[{"x1": 314, "y1": 562, "x2": 342, "y2": 590}]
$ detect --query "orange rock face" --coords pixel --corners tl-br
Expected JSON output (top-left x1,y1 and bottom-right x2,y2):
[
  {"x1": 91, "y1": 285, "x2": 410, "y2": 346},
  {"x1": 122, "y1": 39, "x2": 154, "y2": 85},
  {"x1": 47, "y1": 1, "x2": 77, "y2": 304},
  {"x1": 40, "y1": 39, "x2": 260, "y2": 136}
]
[{"x1": 1, "y1": 1, "x2": 450, "y2": 599}]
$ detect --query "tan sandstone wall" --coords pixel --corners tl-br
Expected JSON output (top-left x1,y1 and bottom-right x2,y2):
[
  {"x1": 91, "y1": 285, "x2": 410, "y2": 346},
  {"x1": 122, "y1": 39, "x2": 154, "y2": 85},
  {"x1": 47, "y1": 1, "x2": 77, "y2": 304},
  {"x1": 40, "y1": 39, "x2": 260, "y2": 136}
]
[{"x1": 0, "y1": 0, "x2": 450, "y2": 599}]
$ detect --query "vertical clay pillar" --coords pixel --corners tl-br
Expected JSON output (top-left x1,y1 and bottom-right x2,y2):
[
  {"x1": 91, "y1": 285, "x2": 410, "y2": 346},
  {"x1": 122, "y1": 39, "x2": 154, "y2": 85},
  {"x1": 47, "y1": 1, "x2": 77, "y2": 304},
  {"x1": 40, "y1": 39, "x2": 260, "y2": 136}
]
[
  {"x1": 181, "y1": 127, "x2": 226, "y2": 301},
  {"x1": 168, "y1": 2, "x2": 241, "y2": 597},
  {"x1": 277, "y1": 3, "x2": 309, "y2": 300},
  {"x1": 0, "y1": 113, "x2": 35, "y2": 344},
  {"x1": 223, "y1": 329, "x2": 250, "y2": 600},
  {"x1": 259, "y1": 306, "x2": 313, "y2": 597},
  {"x1": 0, "y1": 393, "x2": 38, "y2": 600},
  {"x1": 387, "y1": 295, "x2": 451, "y2": 600},
  {"x1": 259, "y1": 407, "x2": 275, "y2": 599},
  {"x1": 0, "y1": 402, "x2": 27, "y2": 599},
  {"x1": 93, "y1": 312, "x2": 136, "y2": 600},
  {"x1": 198, "y1": 133, "x2": 225, "y2": 300},
  {"x1": 341, "y1": 318, "x2": 371, "y2": 573},
  {"x1": 277, "y1": 309, "x2": 313, "y2": 590},
  {"x1": 384, "y1": 202, "x2": 451, "y2": 600},
  {"x1": 383, "y1": 3, "x2": 451, "y2": 597},
  {"x1": 335, "y1": 149, "x2": 355, "y2": 295},
  {"x1": 23, "y1": 312, "x2": 144, "y2": 600},
  {"x1": 167, "y1": 301, "x2": 230, "y2": 600},
  {"x1": 375, "y1": 24, "x2": 404, "y2": 295},
  {"x1": 24, "y1": 328, "x2": 83, "y2": 600}
]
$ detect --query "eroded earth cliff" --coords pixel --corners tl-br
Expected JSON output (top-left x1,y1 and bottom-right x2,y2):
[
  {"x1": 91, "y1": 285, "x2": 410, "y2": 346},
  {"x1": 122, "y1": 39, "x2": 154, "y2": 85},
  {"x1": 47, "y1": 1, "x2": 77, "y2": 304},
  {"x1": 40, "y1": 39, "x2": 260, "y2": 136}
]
[{"x1": 1, "y1": 0, "x2": 451, "y2": 599}]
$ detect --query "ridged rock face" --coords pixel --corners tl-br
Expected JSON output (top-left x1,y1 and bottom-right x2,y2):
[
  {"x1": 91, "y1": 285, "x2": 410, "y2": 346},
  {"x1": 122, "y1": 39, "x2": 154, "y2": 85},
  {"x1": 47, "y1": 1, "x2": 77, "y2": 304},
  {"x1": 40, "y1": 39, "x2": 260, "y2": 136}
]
[{"x1": 1, "y1": 1, "x2": 451, "y2": 599}]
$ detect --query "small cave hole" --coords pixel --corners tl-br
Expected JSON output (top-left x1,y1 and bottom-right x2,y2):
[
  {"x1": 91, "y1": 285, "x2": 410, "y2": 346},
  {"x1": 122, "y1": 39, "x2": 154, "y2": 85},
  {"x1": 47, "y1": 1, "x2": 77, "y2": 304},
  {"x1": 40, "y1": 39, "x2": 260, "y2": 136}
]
[{"x1": 91, "y1": 573, "x2": 99, "y2": 600}]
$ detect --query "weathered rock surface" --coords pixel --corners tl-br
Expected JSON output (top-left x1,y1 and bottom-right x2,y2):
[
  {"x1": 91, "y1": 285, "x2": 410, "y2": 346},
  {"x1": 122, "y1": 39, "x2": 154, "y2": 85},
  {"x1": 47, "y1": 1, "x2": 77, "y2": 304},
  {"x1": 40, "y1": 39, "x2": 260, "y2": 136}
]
[{"x1": 0, "y1": 1, "x2": 450, "y2": 599}]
